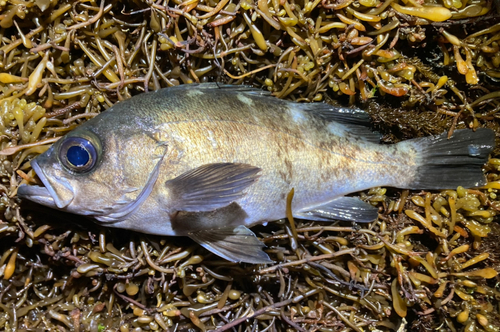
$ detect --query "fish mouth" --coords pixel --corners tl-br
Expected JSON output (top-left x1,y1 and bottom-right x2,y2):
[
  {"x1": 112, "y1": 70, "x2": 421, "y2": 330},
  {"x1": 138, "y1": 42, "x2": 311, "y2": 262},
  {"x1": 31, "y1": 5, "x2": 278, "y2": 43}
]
[
  {"x1": 17, "y1": 183, "x2": 56, "y2": 208},
  {"x1": 17, "y1": 159, "x2": 74, "y2": 209}
]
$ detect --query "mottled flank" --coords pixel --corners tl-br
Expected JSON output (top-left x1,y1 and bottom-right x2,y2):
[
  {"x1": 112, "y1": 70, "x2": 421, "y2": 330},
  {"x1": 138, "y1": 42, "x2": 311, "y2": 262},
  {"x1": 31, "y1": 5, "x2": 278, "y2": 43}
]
[{"x1": 18, "y1": 84, "x2": 495, "y2": 263}]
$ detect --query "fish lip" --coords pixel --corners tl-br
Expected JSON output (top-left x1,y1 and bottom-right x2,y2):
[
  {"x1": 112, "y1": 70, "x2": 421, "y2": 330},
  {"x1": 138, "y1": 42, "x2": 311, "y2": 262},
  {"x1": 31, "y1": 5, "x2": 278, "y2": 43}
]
[
  {"x1": 17, "y1": 183, "x2": 56, "y2": 208},
  {"x1": 27, "y1": 159, "x2": 72, "y2": 209}
]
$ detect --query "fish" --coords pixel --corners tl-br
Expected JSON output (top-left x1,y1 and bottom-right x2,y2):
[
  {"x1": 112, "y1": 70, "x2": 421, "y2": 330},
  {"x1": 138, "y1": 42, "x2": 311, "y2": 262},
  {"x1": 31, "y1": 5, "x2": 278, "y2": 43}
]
[{"x1": 18, "y1": 83, "x2": 495, "y2": 264}]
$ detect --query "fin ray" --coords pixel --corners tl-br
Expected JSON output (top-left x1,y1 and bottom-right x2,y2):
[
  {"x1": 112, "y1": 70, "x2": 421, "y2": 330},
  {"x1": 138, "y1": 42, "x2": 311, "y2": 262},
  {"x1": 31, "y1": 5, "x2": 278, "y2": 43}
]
[
  {"x1": 176, "y1": 83, "x2": 271, "y2": 96},
  {"x1": 165, "y1": 163, "x2": 261, "y2": 212},
  {"x1": 405, "y1": 128, "x2": 495, "y2": 189},
  {"x1": 298, "y1": 104, "x2": 381, "y2": 143},
  {"x1": 295, "y1": 197, "x2": 378, "y2": 223},
  {"x1": 189, "y1": 225, "x2": 273, "y2": 264}
]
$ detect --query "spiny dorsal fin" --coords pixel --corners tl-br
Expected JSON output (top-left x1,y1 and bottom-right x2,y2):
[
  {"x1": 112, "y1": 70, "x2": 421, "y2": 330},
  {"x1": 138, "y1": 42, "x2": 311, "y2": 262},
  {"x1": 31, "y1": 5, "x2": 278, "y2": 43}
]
[
  {"x1": 167, "y1": 83, "x2": 380, "y2": 142},
  {"x1": 186, "y1": 83, "x2": 272, "y2": 96}
]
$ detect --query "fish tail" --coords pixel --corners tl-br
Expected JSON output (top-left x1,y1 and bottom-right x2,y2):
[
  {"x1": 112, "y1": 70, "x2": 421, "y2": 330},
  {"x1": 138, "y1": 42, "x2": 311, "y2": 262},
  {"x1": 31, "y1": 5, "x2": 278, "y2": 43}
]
[{"x1": 403, "y1": 128, "x2": 495, "y2": 189}]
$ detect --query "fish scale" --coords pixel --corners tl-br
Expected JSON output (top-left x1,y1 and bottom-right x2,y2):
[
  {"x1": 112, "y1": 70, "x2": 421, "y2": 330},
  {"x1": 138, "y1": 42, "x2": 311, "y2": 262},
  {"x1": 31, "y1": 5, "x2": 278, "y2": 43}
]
[{"x1": 18, "y1": 83, "x2": 496, "y2": 264}]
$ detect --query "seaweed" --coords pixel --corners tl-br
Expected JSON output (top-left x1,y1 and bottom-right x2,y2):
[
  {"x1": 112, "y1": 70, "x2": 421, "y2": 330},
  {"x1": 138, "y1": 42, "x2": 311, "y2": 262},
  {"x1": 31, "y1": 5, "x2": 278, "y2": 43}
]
[{"x1": 0, "y1": 0, "x2": 499, "y2": 331}]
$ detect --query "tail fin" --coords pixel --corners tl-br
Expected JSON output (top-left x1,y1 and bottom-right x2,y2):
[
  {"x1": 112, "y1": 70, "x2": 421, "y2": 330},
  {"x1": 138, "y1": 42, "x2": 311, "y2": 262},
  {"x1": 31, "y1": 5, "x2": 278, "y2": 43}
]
[{"x1": 405, "y1": 128, "x2": 495, "y2": 190}]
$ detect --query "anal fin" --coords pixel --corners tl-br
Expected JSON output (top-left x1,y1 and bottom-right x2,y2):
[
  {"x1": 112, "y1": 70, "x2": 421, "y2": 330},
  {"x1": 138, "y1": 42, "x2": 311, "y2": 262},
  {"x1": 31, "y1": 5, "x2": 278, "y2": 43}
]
[
  {"x1": 188, "y1": 225, "x2": 273, "y2": 264},
  {"x1": 294, "y1": 197, "x2": 378, "y2": 223}
]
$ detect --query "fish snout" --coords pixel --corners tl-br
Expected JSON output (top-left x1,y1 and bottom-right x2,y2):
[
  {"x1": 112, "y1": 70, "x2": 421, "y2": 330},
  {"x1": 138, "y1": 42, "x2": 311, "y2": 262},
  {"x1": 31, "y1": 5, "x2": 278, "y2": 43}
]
[{"x1": 24, "y1": 159, "x2": 75, "y2": 209}]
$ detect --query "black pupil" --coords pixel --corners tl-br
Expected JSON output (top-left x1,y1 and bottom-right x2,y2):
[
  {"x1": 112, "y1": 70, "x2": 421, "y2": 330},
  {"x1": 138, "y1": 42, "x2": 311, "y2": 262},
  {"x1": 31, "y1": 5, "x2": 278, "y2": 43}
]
[{"x1": 67, "y1": 145, "x2": 90, "y2": 167}]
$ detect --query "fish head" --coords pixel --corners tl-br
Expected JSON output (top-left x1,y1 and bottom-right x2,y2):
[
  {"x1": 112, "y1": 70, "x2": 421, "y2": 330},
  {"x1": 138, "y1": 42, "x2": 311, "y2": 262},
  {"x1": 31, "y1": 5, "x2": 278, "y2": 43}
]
[
  {"x1": 18, "y1": 128, "x2": 108, "y2": 213},
  {"x1": 18, "y1": 118, "x2": 165, "y2": 222}
]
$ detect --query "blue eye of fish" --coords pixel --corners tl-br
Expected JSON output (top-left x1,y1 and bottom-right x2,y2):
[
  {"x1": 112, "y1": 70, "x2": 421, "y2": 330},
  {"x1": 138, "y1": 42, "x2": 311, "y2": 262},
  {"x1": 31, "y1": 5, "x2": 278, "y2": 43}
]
[
  {"x1": 67, "y1": 146, "x2": 89, "y2": 167},
  {"x1": 60, "y1": 137, "x2": 97, "y2": 173}
]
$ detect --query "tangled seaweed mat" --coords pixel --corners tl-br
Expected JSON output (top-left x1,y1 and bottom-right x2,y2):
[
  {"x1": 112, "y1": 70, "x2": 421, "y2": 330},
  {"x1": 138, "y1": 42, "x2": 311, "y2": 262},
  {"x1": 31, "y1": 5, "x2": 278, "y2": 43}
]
[{"x1": 0, "y1": 0, "x2": 500, "y2": 330}]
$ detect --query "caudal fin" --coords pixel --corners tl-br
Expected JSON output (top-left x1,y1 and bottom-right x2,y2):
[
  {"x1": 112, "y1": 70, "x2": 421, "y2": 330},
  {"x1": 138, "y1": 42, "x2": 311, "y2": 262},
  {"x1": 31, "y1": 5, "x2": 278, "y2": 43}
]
[{"x1": 405, "y1": 128, "x2": 495, "y2": 190}]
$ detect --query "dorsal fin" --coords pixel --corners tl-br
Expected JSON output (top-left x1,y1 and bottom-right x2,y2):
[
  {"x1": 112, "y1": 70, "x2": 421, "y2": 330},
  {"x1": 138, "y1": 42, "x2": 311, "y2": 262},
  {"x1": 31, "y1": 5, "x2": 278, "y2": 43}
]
[
  {"x1": 189, "y1": 83, "x2": 272, "y2": 96},
  {"x1": 171, "y1": 83, "x2": 380, "y2": 142},
  {"x1": 299, "y1": 103, "x2": 381, "y2": 143}
]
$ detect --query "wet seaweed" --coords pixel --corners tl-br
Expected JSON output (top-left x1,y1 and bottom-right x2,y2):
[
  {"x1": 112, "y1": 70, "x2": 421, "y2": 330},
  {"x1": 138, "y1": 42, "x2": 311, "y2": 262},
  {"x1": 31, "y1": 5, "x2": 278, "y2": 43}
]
[{"x1": 0, "y1": 0, "x2": 499, "y2": 331}]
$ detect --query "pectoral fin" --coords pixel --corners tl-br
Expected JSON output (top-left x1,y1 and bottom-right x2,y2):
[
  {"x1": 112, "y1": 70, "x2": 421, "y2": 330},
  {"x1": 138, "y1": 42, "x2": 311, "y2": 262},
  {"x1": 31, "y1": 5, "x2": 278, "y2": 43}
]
[
  {"x1": 295, "y1": 197, "x2": 378, "y2": 223},
  {"x1": 188, "y1": 225, "x2": 273, "y2": 264},
  {"x1": 165, "y1": 163, "x2": 261, "y2": 212}
]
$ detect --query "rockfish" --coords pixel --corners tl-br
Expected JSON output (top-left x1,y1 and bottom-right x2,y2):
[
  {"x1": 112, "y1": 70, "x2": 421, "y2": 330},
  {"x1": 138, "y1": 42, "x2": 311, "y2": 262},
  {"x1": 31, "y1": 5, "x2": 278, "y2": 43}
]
[{"x1": 18, "y1": 84, "x2": 495, "y2": 263}]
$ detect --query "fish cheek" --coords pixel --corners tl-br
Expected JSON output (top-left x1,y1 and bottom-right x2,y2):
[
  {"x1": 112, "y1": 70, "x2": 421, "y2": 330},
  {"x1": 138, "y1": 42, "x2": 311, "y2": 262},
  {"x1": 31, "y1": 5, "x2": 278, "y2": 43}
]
[
  {"x1": 170, "y1": 202, "x2": 248, "y2": 235},
  {"x1": 68, "y1": 148, "x2": 128, "y2": 214},
  {"x1": 70, "y1": 174, "x2": 121, "y2": 214}
]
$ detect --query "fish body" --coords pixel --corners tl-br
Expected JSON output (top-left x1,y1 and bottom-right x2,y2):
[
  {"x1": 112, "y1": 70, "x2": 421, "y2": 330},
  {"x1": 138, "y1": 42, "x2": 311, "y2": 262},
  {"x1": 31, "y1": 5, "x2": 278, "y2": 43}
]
[{"x1": 18, "y1": 84, "x2": 495, "y2": 263}]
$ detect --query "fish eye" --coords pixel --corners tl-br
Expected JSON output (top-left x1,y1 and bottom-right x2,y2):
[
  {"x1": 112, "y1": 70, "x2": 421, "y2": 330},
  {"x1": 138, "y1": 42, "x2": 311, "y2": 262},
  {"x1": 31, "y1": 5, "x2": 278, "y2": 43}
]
[{"x1": 59, "y1": 137, "x2": 97, "y2": 173}]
